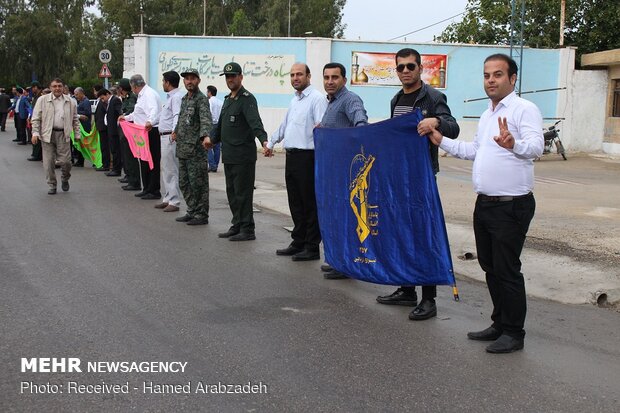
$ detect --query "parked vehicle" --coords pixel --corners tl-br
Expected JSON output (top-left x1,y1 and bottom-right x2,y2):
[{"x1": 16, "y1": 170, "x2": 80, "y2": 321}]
[{"x1": 542, "y1": 120, "x2": 567, "y2": 160}]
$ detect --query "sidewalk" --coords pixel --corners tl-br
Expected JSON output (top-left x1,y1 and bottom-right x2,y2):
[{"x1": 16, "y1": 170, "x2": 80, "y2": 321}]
[{"x1": 210, "y1": 150, "x2": 620, "y2": 307}]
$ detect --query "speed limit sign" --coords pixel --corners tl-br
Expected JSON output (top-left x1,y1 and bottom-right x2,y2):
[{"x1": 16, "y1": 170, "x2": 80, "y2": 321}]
[{"x1": 99, "y1": 49, "x2": 112, "y2": 63}]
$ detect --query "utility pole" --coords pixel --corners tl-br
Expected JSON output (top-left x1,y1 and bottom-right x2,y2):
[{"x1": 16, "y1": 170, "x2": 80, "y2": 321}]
[
  {"x1": 139, "y1": 2, "x2": 144, "y2": 34},
  {"x1": 559, "y1": 0, "x2": 565, "y2": 46},
  {"x1": 203, "y1": 0, "x2": 207, "y2": 36}
]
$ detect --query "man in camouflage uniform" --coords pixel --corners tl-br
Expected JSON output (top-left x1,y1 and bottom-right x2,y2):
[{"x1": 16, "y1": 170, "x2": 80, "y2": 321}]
[
  {"x1": 205, "y1": 62, "x2": 268, "y2": 241},
  {"x1": 172, "y1": 68, "x2": 212, "y2": 226}
]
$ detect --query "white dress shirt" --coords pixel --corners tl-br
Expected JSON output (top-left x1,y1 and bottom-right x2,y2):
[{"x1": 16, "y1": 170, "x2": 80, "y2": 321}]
[
  {"x1": 440, "y1": 91, "x2": 543, "y2": 196},
  {"x1": 268, "y1": 85, "x2": 327, "y2": 150},
  {"x1": 158, "y1": 88, "x2": 183, "y2": 133},
  {"x1": 125, "y1": 84, "x2": 161, "y2": 127},
  {"x1": 209, "y1": 96, "x2": 223, "y2": 125}
]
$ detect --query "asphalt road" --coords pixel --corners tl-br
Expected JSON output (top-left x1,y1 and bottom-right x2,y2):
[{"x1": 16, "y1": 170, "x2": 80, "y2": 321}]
[{"x1": 1, "y1": 135, "x2": 619, "y2": 412}]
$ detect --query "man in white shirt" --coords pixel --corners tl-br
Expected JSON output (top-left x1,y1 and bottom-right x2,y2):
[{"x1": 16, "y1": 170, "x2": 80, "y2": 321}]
[
  {"x1": 428, "y1": 54, "x2": 543, "y2": 354},
  {"x1": 264, "y1": 63, "x2": 328, "y2": 261},
  {"x1": 206, "y1": 85, "x2": 223, "y2": 172},
  {"x1": 119, "y1": 74, "x2": 162, "y2": 200},
  {"x1": 155, "y1": 71, "x2": 183, "y2": 212}
]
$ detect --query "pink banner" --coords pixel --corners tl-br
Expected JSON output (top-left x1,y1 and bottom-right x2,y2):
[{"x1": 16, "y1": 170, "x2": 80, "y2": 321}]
[{"x1": 119, "y1": 120, "x2": 154, "y2": 170}]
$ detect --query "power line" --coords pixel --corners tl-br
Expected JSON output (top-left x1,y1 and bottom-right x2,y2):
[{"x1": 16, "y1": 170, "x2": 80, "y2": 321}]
[{"x1": 387, "y1": 11, "x2": 466, "y2": 42}]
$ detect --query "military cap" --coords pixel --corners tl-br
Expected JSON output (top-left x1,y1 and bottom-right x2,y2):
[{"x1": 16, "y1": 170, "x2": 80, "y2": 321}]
[
  {"x1": 181, "y1": 68, "x2": 200, "y2": 78},
  {"x1": 220, "y1": 62, "x2": 242, "y2": 76},
  {"x1": 118, "y1": 78, "x2": 131, "y2": 89}
]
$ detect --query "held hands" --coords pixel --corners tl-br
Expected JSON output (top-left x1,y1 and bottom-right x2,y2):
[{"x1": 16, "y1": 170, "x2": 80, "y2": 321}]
[
  {"x1": 202, "y1": 136, "x2": 213, "y2": 150},
  {"x1": 426, "y1": 125, "x2": 443, "y2": 146},
  {"x1": 262, "y1": 141, "x2": 273, "y2": 157},
  {"x1": 494, "y1": 117, "x2": 515, "y2": 149},
  {"x1": 417, "y1": 117, "x2": 439, "y2": 136}
]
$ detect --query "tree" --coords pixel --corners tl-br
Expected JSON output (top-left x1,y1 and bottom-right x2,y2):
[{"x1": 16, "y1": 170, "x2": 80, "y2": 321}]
[{"x1": 437, "y1": 0, "x2": 620, "y2": 64}]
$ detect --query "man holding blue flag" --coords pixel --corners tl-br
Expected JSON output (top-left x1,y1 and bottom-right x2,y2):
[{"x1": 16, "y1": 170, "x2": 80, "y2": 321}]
[
  {"x1": 318, "y1": 62, "x2": 368, "y2": 279},
  {"x1": 427, "y1": 54, "x2": 543, "y2": 353},
  {"x1": 375, "y1": 48, "x2": 460, "y2": 321}
]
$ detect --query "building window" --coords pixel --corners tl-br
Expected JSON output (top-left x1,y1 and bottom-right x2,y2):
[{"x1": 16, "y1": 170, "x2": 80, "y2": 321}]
[{"x1": 613, "y1": 80, "x2": 620, "y2": 117}]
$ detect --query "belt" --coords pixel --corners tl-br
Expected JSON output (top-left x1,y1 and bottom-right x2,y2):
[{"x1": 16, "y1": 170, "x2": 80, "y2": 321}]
[
  {"x1": 285, "y1": 148, "x2": 313, "y2": 153},
  {"x1": 160, "y1": 131, "x2": 173, "y2": 136},
  {"x1": 477, "y1": 192, "x2": 532, "y2": 202},
  {"x1": 52, "y1": 128, "x2": 64, "y2": 132}
]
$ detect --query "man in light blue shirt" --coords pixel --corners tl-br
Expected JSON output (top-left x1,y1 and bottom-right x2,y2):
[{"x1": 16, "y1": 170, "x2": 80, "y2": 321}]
[
  {"x1": 206, "y1": 85, "x2": 223, "y2": 172},
  {"x1": 264, "y1": 63, "x2": 328, "y2": 261}
]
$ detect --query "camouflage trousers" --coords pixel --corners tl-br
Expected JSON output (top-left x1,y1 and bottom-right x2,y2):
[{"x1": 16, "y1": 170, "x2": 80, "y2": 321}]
[{"x1": 179, "y1": 157, "x2": 209, "y2": 219}]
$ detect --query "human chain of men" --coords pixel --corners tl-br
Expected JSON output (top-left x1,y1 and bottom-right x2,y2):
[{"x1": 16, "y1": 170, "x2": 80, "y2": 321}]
[{"x1": 18, "y1": 49, "x2": 543, "y2": 355}]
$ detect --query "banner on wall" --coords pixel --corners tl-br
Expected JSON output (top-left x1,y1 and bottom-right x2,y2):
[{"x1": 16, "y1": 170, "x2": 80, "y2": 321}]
[
  {"x1": 158, "y1": 52, "x2": 296, "y2": 94},
  {"x1": 350, "y1": 52, "x2": 448, "y2": 89}
]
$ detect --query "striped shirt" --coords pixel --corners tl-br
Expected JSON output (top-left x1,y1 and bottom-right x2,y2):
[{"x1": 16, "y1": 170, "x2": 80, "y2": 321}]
[{"x1": 320, "y1": 86, "x2": 368, "y2": 128}]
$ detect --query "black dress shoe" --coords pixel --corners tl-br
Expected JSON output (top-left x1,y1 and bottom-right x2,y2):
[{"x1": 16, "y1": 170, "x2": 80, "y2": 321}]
[
  {"x1": 27, "y1": 157, "x2": 41, "y2": 161},
  {"x1": 320, "y1": 263, "x2": 334, "y2": 272},
  {"x1": 292, "y1": 250, "x2": 320, "y2": 261},
  {"x1": 276, "y1": 245, "x2": 304, "y2": 256},
  {"x1": 218, "y1": 227, "x2": 240, "y2": 238},
  {"x1": 12, "y1": 138, "x2": 20, "y2": 142},
  {"x1": 17, "y1": 141, "x2": 27, "y2": 145},
  {"x1": 376, "y1": 287, "x2": 418, "y2": 306},
  {"x1": 134, "y1": 191, "x2": 147, "y2": 197},
  {"x1": 229, "y1": 232, "x2": 256, "y2": 241},
  {"x1": 467, "y1": 326, "x2": 503, "y2": 341},
  {"x1": 122, "y1": 185, "x2": 141, "y2": 191},
  {"x1": 323, "y1": 270, "x2": 348, "y2": 280},
  {"x1": 485, "y1": 334, "x2": 524, "y2": 354},
  {"x1": 187, "y1": 217, "x2": 209, "y2": 226},
  {"x1": 73, "y1": 162, "x2": 84, "y2": 167},
  {"x1": 48, "y1": 188, "x2": 57, "y2": 195},
  {"x1": 118, "y1": 176, "x2": 129, "y2": 183},
  {"x1": 61, "y1": 181, "x2": 69, "y2": 192},
  {"x1": 409, "y1": 299, "x2": 437, "y2": 320},
  {"x1": 140, "y1": 193, "x2": 159, "y2": 200},
  {"x1": 95, "y1": 167, "x2": 109, "y2": 171},
  {"x1": 106, "y1": 171, "x2": 121, "y2": 177},
  {"x1": 175, "y1": 214, "x2": 193, "y2": 222}
]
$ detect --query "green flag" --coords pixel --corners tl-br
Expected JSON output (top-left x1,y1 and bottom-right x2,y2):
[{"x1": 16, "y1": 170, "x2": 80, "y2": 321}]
[{"x1": 71, "y1": 124, "x2": 102, "y2": 168}]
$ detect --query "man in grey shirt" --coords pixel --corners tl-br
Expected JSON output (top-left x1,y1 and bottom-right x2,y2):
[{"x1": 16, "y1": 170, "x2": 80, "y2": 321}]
[{"x1": 319, "y1": 62, "x2": 368, "y2": 279}]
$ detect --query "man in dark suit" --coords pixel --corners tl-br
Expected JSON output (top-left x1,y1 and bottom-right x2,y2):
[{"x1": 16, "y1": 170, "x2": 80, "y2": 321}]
[
  {"x1": 105, "y1": 86, "x2": 123, "y2": 176},
  {"x1": 0, "y1": 87, "x2": 11, "y2": 132},
  {"x1": 94, "y1": 86, "x2": 109, "y2": 171}
]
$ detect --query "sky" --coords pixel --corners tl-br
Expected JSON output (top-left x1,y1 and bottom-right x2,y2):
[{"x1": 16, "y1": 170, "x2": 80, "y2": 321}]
[{"x1": 342, "y1": 0, "x2": 470, "y2": 43}]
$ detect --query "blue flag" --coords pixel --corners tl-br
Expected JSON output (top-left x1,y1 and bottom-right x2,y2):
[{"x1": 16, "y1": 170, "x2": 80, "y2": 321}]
[{"x1": 314, "y1": 110, "x2": 454, "y2": 286}]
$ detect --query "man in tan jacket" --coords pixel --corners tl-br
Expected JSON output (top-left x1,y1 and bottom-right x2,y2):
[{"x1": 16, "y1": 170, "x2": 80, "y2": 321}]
[{"x1": 31, "y1": 78, "x2": 80, "y2": 194}]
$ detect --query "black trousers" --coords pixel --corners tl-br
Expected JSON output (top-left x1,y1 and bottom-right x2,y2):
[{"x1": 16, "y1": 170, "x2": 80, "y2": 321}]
[
  {"x1": 16, "y1": 117, "x2": 27, "y2": 143},
  {"x1": 473, "y1": 193, "x2": 535, "y2": 339},
  {"x1": 224, "y1": 162, "x2": 256, "y2": 233},
  {"x1": 99, "y1": 129, "x2": 110, "y2": 169},
  {"x1": 0, "y1": 111, "x2": 7, "y2": 131},
  {"x1": 285, "y1": 150, "x2": 321, "y2": 252},
  {"x1": 109, "y1": 133, "x2": 122, "y2": 173},
  {"x1": 120, "y1": 128, "x2": 140, "y2": 187},
  {"x1": 140, "y1": 127, "x2": 160, "y2": 195}
]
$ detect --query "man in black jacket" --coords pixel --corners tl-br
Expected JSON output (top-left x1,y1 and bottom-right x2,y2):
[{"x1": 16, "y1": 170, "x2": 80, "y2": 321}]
[
  {"x1": 105, "y1": 86, "x2": 123, "y2": 176},
  {"x1": 94, "y1": 85, "x2": 109, "y2": 171},
  {"x1": 376, "y1": 48, "x2": 460, "y2": 320}
]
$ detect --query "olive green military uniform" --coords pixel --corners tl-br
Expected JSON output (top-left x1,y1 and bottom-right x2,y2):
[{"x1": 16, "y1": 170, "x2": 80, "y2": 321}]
[
  {"x1": 212, "y1": 86, "x2": 267, "y2": 234},
  {"x1": 175, "y1": 89, "x2": 212, "y2": 220},
  {"x1": 121, "y1": 91, "x2": 140, "y2": 187}
]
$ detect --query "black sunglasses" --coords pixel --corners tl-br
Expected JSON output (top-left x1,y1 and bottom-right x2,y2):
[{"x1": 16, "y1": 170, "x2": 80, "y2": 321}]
[{"x1": 396, "y1": 63, "x2": 417, "y2": 72}]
